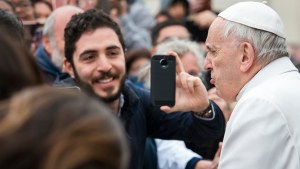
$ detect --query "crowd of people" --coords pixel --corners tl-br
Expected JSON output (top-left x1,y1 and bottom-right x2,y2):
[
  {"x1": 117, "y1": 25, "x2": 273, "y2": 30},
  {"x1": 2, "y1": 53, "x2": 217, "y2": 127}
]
[{"x1": 0, "y1": 0, "x2": 299, "y2": 169}]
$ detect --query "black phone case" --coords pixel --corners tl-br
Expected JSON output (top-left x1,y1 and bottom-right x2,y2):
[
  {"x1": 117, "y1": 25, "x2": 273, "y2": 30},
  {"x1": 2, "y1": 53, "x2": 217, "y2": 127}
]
[{"x1": 151, "y1": 55, "x2": 176, "y2": 106}]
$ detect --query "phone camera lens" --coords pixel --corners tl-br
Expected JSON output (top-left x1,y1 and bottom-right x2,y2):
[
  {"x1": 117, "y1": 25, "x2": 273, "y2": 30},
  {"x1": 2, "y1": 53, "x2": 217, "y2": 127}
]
[{"x1": 160, "y1": 59, "x2": 168, "y2": 67}]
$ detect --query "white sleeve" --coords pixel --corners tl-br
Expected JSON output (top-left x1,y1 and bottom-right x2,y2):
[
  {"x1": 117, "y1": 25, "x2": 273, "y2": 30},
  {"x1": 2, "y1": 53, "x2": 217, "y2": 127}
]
[{"x1": 155, "y1": 139, "x2": 202, "y2": 169}]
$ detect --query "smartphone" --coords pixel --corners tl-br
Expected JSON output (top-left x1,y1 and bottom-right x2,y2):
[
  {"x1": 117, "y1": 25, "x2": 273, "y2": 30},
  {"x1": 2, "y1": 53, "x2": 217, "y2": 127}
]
[{"x1": 151, "y1": 55, "x2": 176, "y2": 106}]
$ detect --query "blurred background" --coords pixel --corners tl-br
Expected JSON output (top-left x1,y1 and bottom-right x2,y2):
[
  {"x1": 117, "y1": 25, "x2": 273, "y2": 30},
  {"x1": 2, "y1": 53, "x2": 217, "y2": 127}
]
[{"x1": 144, "y1": 0, "x2": 300, "y2": 45}]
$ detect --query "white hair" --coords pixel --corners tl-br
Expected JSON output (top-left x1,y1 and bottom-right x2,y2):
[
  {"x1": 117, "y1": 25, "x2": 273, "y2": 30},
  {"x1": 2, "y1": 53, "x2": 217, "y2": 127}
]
[
  {"x1": 138, "y1": 62, "x2": 151, "y2": 89},
  {"x1": 42, "y1": 5, "x2": 83, "y2": 69},
  {"x1": 43, "y1": 13, "x2": 55, "y2": 38},
  {"x1": 221, "y1": 18, "x2": 288, "y2": 65},
  {"x1": 42, "y1": 15, "x2": 64, "y2": 68}
]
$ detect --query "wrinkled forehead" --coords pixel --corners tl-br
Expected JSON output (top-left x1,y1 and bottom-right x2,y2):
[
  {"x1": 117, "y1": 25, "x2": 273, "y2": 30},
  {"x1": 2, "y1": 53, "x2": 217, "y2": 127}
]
[
  {"x1": 207, "y1": 18, "x2": 226, "y2": 39},
  {"x1": 210, "y1": 17, "x2": 226, "y2": 30},
  {"x1": 206, "y1": 18, "x2": 230, "y2": 50}
]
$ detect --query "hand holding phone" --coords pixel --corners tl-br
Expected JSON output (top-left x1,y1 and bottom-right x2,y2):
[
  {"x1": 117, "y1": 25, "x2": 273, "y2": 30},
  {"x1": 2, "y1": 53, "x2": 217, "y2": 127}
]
[
  {"x1": 156, "y1": 52, "x2": 209, "y2": 114},
  {"x1": 151, "y1": 55, "x2": 176, "y2": 106}
]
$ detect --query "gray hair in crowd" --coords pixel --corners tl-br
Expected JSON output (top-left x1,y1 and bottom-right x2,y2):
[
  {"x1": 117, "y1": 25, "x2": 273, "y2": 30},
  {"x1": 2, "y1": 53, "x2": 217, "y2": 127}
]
[
  {"x1": 43, "y1": 13, "x2": 55, "y2": 39},
  {"x1": 156, "y1": 39, "x2": 205, "y2": 72},
  {"x1": 138, "y1": 62, "x2": 151, "y2": 89},
  {"x1": 221, "y1": 18, "x2": 289, "y2": 65},
  {"x1": 42, "y1": 14, "x2": 62, "y2": 68}
]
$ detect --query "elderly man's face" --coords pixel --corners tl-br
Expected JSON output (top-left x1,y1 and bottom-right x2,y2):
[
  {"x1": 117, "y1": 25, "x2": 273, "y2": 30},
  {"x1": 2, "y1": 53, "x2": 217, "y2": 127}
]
[{"x1": 204, "y1": 18, "x2": 242, "y2": 102}]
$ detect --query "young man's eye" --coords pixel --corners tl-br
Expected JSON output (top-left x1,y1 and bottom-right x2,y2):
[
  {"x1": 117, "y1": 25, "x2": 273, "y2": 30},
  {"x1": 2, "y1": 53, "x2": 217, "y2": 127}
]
[
  {"x1": 81, "y1": 54, "x2": 96, "y2": 61},
  {"x1": 110, "y1": 52, "x2": 118, "y2": 55},
  {"x1": 108, "y1": 50, "x2": 120, "y2": 57}
]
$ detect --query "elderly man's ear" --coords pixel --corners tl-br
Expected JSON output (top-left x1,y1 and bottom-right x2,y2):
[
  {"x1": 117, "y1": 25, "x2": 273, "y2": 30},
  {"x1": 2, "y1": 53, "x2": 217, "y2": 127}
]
[{"x1": 239, "y1": 42, "x2": 255, "y2": 72}]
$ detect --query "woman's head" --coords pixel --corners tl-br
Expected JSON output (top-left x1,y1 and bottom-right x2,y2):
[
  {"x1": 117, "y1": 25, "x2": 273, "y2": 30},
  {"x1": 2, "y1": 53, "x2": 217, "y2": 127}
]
[
  {"x1": 0, "y1": 29, "x2": 44, "y2": 101},
  {"x1": 0, "y1": 86, "x2": 129, "y2": 169}
]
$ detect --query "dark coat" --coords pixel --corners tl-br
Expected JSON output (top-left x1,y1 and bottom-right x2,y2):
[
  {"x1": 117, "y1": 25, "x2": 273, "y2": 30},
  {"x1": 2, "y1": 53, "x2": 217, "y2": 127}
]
[
  {"x1": 120, "y1": 81, "x2": 225, "y2": 169},
  {"x1": 55, "y1": 78, "x2": 225, "y2": 169},
  {"x1": 35, "y1": 44, "x2": 66, "y2": 82}
]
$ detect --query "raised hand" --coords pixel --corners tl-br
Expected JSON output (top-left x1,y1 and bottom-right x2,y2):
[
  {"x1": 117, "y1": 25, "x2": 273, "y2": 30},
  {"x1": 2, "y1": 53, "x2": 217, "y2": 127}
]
[{"x1": 160, "y1": 51, "x2": 209, "y2": 113}]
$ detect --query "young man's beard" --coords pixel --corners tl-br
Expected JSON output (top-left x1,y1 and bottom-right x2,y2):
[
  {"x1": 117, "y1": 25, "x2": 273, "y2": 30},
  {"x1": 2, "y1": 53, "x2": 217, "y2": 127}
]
[{"x1": 72, "y1": 66, "x2": 125, "y2": 103}]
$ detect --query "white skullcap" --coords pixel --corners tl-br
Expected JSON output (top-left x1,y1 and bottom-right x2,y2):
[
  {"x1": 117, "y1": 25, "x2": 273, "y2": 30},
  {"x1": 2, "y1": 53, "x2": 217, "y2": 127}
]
[{"x1": 218, "y1": 1, "x2": 286, "y2": 38}]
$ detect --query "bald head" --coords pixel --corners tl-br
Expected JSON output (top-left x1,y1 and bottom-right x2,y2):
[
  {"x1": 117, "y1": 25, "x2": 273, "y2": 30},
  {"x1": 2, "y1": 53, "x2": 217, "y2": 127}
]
[
  {"x1": 42, "y1": 5, "x2": 83, "y2": 69},
  {"x1": 43, "y1": 5, "x2": 83, "y2": 39}
]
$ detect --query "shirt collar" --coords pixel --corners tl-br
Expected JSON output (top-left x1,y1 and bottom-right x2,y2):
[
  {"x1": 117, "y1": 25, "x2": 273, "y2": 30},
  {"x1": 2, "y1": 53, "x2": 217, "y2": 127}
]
[{"x1": 236, "y1": 57, "x2": 297, "y2": 101}]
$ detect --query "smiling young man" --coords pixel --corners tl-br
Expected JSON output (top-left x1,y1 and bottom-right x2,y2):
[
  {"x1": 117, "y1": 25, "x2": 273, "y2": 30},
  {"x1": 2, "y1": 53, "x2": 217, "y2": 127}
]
[
  {"x1": 63, "y1": 9, "x2": 225, "y2": 169},
  {"x1": 69, "y1": 27, "x2": 126, "y2": 105}
]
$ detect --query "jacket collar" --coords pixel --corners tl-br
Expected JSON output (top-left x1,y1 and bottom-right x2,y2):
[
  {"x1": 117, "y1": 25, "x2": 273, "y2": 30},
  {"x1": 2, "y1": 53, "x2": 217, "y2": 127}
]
[
  {"x1": 35, "y1": 44, "x2": 62, "y2": 77},
  {"x1": 121, "y1": 80, "x2": 141, "y2": 108}
]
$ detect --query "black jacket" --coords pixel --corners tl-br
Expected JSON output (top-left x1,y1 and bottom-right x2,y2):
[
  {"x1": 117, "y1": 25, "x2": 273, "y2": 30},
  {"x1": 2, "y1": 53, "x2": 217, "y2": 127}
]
[
  {"x1": 120, "y1": 81, "x2": 225, "y2": 169},
  {"x1": 55, "y1": 78, "x2": 225, "y2": 169}
]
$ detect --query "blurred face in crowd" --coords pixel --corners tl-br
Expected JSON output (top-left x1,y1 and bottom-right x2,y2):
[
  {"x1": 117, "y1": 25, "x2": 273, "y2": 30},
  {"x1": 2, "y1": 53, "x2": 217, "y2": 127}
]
[
  {"x1": 155, "y1": 15, "x2": 169, "y2": 24},
  {"x1": 128, "y1": 57, "x2": 149, "y2": 76},
  {"x1": 156, "y1": 25, "x2": 190, "y2": 45},
  {"x1": 204, "y1": 18, "x2": 243, "y2": 102},
  {"x1": 50, "y1": 16, "x2": 70, "y2": 69},
  {"x1": 181, "y1": 52, "x2": 200, "y2": 77},
  {"x1": 66, "y1": 27, "x2": 126, "y2": 103},
  {"x1": 10, "y1": 0, "x2": 35, "y2": 20},
  {"x1": 188, "y1": 0, "x2": 211, "y2": 13},
  {"x1": 0, "y1": 1, "x2": 14, "y2": 14},
  {"x1": 78, "y1": 0, "x2": 97, "y2": 11},
  {"x1": 168, "y1": 2, "x2": 186, "y2": 20},
  {"x1": 43, "y1": 6, "x2": 82, "y2": 69},
  {"x1": 33, "y1": 1, "x2": 52, "y2": 22},
  {"x1": 288, "y1": 44, "x2": 300, "y2": 66}
]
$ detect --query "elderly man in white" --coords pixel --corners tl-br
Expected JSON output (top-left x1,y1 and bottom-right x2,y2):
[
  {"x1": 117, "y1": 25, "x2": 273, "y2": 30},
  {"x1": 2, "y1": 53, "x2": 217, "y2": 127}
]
[{"x1": 204, "y1": 1, "x2": 300, "y2": 169}]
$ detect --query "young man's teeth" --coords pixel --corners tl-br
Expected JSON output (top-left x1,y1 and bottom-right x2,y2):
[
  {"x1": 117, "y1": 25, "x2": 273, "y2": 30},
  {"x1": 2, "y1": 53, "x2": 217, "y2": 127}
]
[{"x1": 98, "y1": 78, "x2": 113, "y2": 83}]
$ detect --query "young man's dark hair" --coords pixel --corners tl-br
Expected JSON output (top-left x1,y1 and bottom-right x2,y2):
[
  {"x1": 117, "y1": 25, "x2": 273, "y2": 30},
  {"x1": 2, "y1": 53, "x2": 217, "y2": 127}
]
[
  {"x1": 151, "y1": 20, "x2": 186, "y2": 46},
  {"x1": 64, "y1": 9, "x2": 126, "y2": 65},
  {"x1": 0, "y1": 9, "x2": 24, "y2": 43}
]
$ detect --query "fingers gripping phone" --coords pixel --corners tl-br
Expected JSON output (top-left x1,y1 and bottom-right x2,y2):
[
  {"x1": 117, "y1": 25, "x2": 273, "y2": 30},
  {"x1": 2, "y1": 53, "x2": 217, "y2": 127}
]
[{"x1": 151, "y1": 55, "x2": 176, "y2": 106}]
